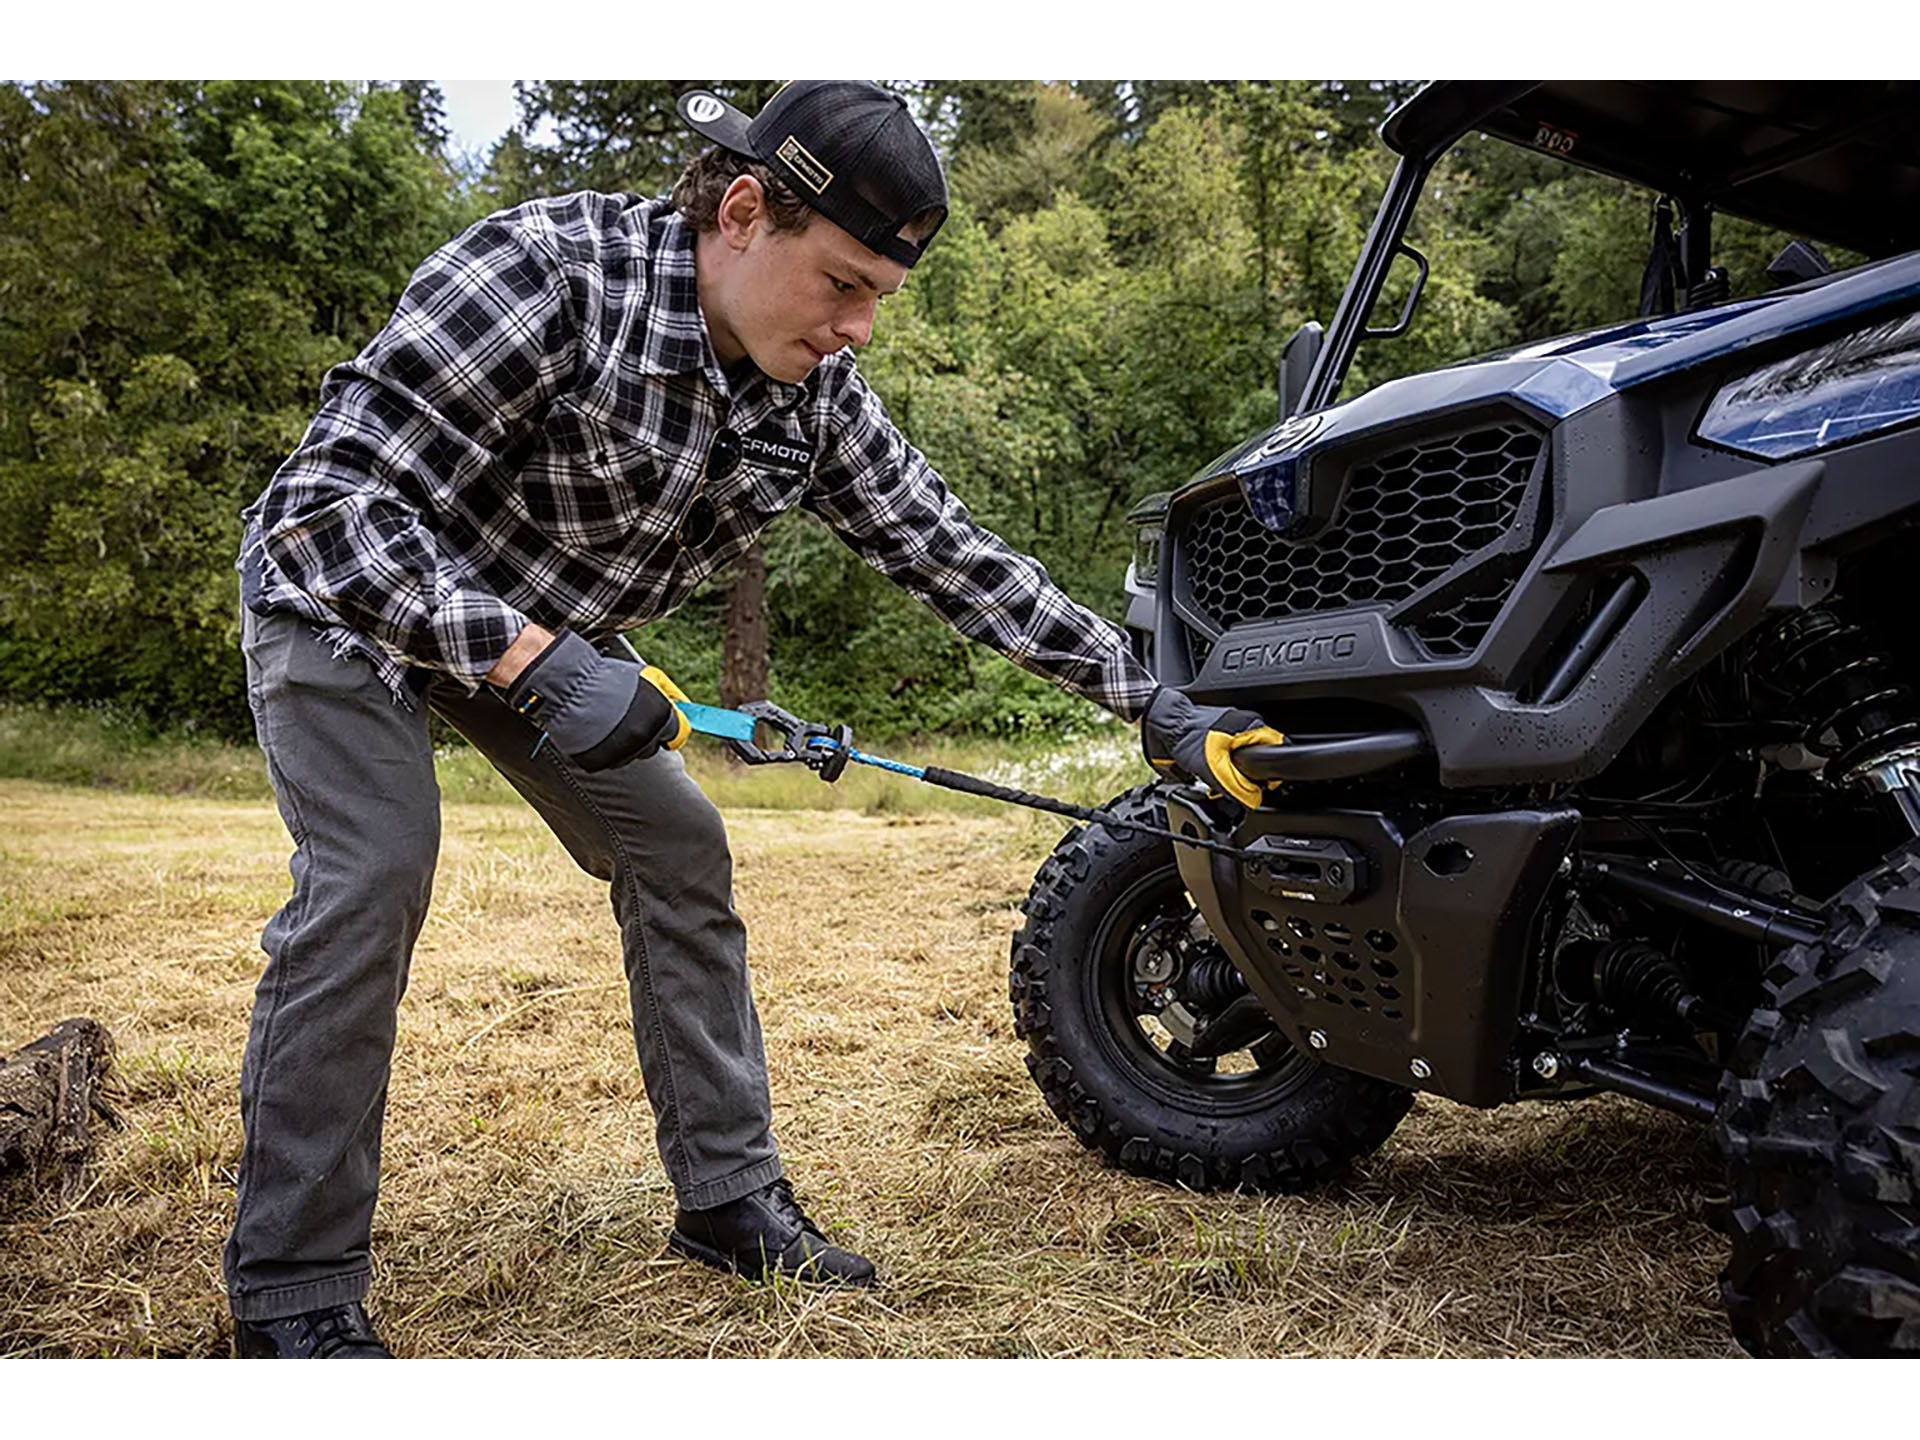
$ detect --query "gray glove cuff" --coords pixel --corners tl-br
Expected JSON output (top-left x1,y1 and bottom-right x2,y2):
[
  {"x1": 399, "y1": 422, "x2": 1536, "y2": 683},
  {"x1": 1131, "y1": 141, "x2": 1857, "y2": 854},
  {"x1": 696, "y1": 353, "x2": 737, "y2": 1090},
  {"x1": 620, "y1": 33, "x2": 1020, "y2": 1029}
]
[
  {"x1": 505, "y1": 629, "x2": 664, "y2": 769},
  {"x1": 1141, "y1": 685, "x2": 1263, "y2": 788}
]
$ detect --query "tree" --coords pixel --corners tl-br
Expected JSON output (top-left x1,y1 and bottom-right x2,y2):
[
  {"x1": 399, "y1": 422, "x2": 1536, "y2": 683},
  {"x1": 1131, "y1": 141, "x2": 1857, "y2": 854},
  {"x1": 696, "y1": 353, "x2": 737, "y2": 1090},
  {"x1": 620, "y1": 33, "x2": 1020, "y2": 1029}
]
[
  {"x1": 10, "y1": 77, "x2": 1817, "y2": 744},
  {"x1": 501, "y1": 80, "x2": 786, "y2": 201},
  {"x1": 395, "y1": 81, "x2": 450, "y2": 153},
  {"x1": 0, "y1": 81, "x2": 468, "y2": 730}
]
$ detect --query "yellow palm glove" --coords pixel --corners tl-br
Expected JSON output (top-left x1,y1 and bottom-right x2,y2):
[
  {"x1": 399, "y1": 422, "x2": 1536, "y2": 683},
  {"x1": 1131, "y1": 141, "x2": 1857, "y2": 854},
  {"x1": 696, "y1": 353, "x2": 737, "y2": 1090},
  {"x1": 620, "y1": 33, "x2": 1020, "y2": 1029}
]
[
  {"x1": 639, "y1": 666, "x2": 692, "y2": 751},
  {"x1": 1141, "y1": 685, "x2": 1285, "y2": 808}
]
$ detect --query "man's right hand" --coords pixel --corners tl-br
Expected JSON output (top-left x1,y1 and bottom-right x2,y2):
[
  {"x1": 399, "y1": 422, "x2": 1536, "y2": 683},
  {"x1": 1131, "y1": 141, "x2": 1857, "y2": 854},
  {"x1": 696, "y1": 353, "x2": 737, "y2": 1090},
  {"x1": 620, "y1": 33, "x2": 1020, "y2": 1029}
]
[
  {"x1": 502, "y1": 629, "x2": 691, "y2": 771},
  {"x1": 1140, "y1": 685, "x2": 1286, "y2": 809}
]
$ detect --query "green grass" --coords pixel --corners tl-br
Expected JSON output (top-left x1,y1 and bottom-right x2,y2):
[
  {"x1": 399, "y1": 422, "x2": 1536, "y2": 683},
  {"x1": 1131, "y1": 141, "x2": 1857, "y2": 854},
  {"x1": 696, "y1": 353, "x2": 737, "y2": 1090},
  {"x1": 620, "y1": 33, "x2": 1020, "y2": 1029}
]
[
  {"x1": 0, "y1": 700, "x2": 1151, "y2": 816},
  {"x1": 0, "y1": 702, "x2": 272, "y2": 800}
]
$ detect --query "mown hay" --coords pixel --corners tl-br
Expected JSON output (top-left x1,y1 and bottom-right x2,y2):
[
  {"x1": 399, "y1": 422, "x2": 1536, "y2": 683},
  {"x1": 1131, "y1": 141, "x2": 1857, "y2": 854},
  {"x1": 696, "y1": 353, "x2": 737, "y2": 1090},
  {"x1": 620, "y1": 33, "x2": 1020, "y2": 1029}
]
[{"x1": 0, "y1": 778, "x2": 1737, "y2": 1357}]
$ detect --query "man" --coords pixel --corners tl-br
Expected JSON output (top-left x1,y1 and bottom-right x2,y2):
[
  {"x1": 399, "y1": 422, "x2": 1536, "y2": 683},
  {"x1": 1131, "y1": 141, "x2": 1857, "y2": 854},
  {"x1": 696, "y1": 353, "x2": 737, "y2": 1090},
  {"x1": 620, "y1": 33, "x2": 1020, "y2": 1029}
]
[{"x1": 229, "y1": 80, "x2": 1275, "y2": 1358}]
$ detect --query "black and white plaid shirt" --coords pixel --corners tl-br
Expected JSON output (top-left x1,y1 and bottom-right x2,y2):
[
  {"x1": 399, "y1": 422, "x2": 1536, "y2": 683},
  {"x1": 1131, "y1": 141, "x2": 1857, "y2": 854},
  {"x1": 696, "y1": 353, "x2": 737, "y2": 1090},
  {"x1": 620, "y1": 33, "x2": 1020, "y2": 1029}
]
[{"x1": 240, "y1": 192, "x2": 1156, "y2": 721}]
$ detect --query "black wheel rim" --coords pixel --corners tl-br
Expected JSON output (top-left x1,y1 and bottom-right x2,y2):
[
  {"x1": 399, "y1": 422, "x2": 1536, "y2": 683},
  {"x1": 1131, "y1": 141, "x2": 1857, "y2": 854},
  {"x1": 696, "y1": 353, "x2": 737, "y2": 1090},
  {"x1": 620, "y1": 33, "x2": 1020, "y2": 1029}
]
[{"x1": 1086, "y1": 861, "x2": 1319, "y2": 1116}]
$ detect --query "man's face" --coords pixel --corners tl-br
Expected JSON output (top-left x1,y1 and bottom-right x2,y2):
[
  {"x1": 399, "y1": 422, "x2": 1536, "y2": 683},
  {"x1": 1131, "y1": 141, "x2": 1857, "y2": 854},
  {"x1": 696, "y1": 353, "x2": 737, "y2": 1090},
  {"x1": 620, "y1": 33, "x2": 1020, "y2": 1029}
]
[{"x1": 702, "y1": 178, "x2": 909, "y2": 384}]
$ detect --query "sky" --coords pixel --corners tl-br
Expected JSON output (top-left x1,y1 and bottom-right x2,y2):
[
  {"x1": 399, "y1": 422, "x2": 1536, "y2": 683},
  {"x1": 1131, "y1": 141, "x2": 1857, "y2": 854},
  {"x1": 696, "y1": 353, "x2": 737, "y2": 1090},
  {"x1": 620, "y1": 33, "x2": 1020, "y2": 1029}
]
[{"x1": 438, "y1": 80, "x2": 559, "y2": 166}]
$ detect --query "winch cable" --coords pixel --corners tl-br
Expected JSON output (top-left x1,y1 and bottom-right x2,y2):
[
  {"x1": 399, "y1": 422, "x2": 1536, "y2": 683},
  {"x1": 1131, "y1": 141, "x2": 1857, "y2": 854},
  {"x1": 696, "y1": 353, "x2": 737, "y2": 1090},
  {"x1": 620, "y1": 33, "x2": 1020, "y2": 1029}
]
[
  {"x1": 815, "y1": 735, "x2": 1271, "y2": 861},
  {"x1": 670, "y1": 696, "x2": 1272, "y2": 863}
]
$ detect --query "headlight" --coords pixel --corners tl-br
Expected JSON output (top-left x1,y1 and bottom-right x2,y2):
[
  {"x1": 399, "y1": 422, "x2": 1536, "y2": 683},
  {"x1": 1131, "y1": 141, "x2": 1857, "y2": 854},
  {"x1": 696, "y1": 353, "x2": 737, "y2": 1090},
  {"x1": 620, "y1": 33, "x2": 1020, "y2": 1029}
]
[
  {"x1": 1130, "y1": 526, "x2": 1162, "y2": 588},
  {"x1": 1698, "y1": 310, "x2": 1920, "y2": 460},
  {"x1": 1126, "y1": 491, "x2": 1171, "y2": 588}
]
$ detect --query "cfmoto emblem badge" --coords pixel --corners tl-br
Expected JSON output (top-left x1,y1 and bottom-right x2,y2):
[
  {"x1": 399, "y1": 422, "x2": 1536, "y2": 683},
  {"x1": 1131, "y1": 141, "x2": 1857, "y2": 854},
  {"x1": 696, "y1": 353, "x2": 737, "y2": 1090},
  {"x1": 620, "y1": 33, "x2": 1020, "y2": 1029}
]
[{"x1": 1256, "y1": 412, "x2": 1327, "y2": 459}]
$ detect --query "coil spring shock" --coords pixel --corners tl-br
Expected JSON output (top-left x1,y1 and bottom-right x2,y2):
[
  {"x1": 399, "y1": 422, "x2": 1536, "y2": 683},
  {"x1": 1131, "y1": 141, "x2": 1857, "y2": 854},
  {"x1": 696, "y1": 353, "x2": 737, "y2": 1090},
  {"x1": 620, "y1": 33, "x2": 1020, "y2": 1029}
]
[
  {"x1": 1754, "y1": 607, "x2": 1920, "y2": 778},
  {"x1": 1754, "y1": 606, "x2": 1920, "y2": 832}
]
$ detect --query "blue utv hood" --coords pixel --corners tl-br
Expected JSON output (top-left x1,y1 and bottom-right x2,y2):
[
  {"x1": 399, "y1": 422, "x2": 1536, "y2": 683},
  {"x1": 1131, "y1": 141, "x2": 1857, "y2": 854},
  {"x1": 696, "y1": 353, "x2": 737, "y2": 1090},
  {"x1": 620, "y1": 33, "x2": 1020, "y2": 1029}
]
[{"x1": 1204, "y1": 250, "x2": 1920, "y2": 533}]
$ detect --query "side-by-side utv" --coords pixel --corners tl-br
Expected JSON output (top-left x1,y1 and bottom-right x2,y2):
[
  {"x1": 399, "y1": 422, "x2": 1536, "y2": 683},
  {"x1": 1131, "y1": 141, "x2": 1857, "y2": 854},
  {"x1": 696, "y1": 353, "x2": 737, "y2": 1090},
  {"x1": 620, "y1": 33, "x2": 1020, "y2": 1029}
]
[{"x1": 1011, "y1": 81, "x2": 1920, "y2": 1357}]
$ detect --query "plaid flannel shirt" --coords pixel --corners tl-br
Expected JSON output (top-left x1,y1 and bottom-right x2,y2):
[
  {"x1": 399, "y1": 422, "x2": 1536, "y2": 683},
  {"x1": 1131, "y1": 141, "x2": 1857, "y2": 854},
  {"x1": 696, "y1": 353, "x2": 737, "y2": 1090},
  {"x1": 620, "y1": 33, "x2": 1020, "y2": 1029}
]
[{"x1": 240, "y1": 192, "x2": 1157, "y2": 721}]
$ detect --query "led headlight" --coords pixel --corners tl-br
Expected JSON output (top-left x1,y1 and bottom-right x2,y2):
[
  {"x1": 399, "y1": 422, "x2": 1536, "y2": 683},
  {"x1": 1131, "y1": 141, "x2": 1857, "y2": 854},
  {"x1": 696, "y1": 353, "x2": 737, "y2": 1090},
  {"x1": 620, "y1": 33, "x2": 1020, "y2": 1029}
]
[
  {"x1": 1125, "y1": 491, "x2": 1170, "y2": 591},
  {"x1": 1130, "y1": 527, "x2": 1161, "y2": 589},
  {"x1": 1233, "y1": 412, "x2": 1327, "y2": 533},
  {"x1": 1698, "y1": 310, "x2": 1920, "y2": 460}
]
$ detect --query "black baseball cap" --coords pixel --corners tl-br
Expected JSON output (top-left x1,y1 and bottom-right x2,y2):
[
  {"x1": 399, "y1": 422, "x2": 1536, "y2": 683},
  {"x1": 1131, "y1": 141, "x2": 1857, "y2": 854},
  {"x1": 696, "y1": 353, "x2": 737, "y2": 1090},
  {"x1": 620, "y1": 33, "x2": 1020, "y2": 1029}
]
[{"x1": 676, "y1": 81, "x2": 949, "y2": 268}]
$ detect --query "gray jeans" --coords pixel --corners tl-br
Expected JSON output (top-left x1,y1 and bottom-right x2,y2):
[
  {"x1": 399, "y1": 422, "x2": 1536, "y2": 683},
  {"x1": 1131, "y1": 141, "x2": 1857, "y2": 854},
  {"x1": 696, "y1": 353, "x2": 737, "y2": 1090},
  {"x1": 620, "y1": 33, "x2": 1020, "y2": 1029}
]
[{"x1": 225, "y1": 607, "x2": 782, "y2": 1322}]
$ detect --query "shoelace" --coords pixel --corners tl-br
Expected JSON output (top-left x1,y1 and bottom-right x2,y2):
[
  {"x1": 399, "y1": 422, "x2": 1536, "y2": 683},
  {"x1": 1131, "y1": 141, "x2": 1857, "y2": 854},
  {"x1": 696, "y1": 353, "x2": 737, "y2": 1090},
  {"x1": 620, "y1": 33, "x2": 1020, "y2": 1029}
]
[
  {"x1": 305, "y1": 1305, "x2": 381, "y2": 1357},
  {"x1": 763, "y1": 1178, "x2": 826, "y2": 1241}
]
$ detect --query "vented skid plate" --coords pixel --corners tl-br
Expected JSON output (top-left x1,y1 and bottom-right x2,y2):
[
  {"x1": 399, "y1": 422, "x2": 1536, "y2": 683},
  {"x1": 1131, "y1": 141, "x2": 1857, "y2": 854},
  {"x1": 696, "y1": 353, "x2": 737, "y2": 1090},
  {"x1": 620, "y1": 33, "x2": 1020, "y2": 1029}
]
[{"x1": 1164, "y1": 793, "x2": 1579, "y2": 1105}]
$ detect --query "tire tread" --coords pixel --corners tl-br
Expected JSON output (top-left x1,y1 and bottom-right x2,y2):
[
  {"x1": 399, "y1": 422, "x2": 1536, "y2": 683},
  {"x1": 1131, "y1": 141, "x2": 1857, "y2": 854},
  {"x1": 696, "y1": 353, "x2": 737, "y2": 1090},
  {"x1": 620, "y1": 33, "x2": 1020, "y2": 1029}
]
[
  {"x1": 1011, "y1": 786, "x2": 1412, "y2": 1195},
  {"x1": 1714, "y1": 843, "x2": 1920, "y2": 1357}
]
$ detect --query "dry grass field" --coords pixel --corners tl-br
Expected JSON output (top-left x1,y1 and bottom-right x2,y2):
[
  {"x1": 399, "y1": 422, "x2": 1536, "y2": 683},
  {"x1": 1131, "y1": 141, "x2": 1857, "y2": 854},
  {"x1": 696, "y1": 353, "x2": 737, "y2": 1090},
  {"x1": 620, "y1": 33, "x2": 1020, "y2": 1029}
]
[{"x1": 0, "y1": 774, "x2": 1740, "y2": 1358}]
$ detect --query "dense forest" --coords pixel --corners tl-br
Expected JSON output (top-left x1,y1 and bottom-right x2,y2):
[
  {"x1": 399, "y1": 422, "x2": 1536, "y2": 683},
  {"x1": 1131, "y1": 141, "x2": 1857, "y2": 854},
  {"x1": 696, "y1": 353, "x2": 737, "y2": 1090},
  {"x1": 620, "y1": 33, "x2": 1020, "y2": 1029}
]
[{"x1": 0, "y1": 80, "x2": 1800, "y2": 741}]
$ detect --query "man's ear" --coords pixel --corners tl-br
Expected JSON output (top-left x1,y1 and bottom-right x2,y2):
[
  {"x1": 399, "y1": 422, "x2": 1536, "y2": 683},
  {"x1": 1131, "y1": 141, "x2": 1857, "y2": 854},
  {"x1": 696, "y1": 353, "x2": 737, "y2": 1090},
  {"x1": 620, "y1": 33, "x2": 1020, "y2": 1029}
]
[{"x1": 715, "y1": 174, "x2": 767, "y2": 253}]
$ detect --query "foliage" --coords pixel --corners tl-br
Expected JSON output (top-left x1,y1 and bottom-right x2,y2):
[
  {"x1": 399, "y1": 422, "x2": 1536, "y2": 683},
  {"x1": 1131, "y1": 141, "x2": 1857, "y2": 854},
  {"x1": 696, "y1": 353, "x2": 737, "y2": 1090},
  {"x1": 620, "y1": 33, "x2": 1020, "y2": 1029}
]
[
  {"x1": 0, "y1": 79, "x2": 1842, "y2": 741},
  {"x1": 0, "y1": 81, "x2": 473, "y2": 733}
]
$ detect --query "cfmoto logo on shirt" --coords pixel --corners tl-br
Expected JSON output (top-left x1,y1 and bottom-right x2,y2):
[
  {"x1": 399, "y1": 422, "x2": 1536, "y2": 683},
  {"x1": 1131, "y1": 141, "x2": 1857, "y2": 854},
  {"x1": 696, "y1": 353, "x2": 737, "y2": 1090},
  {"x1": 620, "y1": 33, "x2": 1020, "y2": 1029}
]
[{"x1": 741, "y1": 432, "x2": 814, "y2": 473}]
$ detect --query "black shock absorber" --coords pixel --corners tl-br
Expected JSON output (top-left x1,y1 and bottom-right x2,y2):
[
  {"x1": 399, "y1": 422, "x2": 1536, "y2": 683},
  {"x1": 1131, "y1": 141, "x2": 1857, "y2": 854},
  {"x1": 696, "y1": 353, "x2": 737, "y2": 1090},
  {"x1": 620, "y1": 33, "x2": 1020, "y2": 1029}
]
[{"x1": 1754, "y1": 607, "x2": 1920, "y2": 831}]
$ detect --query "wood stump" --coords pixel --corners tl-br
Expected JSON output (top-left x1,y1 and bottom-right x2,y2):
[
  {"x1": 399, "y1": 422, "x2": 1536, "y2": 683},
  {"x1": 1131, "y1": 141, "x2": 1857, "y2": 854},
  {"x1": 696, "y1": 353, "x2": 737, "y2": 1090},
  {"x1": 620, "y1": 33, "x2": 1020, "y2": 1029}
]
[{"x1": 0, "y1": 1017, "x2": 120, "y2": 1205}]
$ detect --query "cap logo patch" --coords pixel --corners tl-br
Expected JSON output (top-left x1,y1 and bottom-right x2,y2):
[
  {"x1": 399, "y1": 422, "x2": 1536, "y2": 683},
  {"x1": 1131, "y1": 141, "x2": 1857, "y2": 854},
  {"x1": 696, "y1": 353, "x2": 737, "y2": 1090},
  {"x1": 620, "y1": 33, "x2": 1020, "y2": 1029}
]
[
  {"x1": 776, "y1": 134, "x2": 834, "y2": 194},
  {"x1": 685, "y1": 94, "x2": 727, "y2": 124}
]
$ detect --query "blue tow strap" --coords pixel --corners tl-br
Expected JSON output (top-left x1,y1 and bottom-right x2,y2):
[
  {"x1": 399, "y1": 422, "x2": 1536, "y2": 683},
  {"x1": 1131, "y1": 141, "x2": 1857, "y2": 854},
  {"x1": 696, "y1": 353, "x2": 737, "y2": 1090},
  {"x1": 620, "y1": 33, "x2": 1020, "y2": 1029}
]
[
  {"x1": 671, "y1": 696, "x2": 1264, "y2": 862},
  {"x1": 674, "y1": 700, "x2": 761, "y2": 745},
  {"x1": 674, "y1": 699, "x2": 927, "y2": 778},
  {"x1": 806, "y1": 736, "x2": 926, "y2": 779}
]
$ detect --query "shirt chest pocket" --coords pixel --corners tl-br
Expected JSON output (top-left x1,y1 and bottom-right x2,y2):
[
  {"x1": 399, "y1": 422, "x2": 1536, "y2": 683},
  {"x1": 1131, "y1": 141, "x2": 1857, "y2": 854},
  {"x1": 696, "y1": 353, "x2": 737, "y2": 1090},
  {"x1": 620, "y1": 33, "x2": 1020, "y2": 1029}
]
[
  {"x1": 722, "y1": 423, "x2": 815, "y2": 522},
  {"x1": 519, "y1": 394, "x2": 681, "y2": 553}
]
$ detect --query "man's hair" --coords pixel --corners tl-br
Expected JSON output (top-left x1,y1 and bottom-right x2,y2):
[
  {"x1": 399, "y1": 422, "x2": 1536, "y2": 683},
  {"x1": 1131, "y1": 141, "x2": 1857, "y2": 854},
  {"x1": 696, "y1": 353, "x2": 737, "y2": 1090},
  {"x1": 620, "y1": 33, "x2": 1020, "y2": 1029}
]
[
  {"x1": 672, "y1": 144, "x2": 946, "y2": 245},
  {"x1": 672, "y1": 146, "x2": 813, "y2": 233}
]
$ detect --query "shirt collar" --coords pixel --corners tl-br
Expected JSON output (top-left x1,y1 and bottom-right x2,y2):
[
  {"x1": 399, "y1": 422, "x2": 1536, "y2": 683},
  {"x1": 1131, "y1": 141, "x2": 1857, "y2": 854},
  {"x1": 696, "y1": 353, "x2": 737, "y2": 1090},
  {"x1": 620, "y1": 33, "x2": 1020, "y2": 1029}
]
[
  {"x1": 637, "y1": 205, "x2": 808, "y2": 413},
  {"x1": 636, "y1": 207, "x2": 714, "y2": 380}
]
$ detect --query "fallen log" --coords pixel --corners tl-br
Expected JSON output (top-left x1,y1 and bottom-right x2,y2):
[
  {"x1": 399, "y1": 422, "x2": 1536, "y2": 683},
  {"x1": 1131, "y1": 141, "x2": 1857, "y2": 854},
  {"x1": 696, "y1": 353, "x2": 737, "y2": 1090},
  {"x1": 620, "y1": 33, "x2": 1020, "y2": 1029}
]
[{"x1": 0, "y1": 1017, "x2": 120, "y2": 1206}]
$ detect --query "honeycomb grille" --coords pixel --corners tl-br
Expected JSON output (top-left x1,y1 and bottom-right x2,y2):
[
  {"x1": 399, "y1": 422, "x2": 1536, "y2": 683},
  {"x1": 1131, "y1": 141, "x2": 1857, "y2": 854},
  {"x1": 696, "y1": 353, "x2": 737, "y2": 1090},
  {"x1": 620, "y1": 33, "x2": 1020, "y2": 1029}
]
[{"x1": 1181, "y1": 421, "x2": 1545, "y2": 655}]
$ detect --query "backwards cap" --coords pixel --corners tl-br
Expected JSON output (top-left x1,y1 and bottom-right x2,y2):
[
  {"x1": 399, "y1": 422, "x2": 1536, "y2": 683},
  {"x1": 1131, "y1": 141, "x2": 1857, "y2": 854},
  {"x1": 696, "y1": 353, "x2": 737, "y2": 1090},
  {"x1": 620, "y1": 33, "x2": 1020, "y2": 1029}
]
[{"x1": 677, "y1": 81, "x2": 949, "y2": 267}]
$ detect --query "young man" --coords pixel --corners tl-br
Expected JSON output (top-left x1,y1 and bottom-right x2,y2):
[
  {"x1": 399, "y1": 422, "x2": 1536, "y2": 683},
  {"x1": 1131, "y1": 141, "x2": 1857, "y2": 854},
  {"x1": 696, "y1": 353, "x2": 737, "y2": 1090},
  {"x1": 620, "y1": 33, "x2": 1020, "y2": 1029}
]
[{"x1": 229, "y1": 80, "x2": 1272, "y2": 1358}]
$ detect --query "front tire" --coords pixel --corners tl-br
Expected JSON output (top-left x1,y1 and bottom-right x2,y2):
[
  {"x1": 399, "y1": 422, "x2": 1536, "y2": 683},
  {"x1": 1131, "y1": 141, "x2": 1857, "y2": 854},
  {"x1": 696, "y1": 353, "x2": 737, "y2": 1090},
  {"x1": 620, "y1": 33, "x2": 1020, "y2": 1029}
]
[
  {"x1": 1715, "y1": 844, "x2": 1920, "y2": 1356},
  {"x1": 1010, "y1": 787, "x2": 1413, "y2": 1192}
]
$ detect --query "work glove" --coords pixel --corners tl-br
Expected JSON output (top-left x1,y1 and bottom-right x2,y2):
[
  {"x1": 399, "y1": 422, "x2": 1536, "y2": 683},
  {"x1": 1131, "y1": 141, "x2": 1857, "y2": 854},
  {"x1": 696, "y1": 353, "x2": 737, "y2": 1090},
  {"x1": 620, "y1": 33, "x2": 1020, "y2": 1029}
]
[
  {"x1": 1140, "y1": 685, "x2": 1286, "y2": 809},
  {"x1": 504, "y1": 629, "x2": 691, "y2": 771}
]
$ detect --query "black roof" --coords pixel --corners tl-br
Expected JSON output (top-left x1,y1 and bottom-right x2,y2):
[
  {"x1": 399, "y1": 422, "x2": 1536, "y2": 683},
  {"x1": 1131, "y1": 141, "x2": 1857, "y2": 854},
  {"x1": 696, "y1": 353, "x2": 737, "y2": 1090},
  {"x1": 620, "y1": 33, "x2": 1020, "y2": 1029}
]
[{"x1": 1380, "y1": 81, "x2": 1920, "y2": 258}]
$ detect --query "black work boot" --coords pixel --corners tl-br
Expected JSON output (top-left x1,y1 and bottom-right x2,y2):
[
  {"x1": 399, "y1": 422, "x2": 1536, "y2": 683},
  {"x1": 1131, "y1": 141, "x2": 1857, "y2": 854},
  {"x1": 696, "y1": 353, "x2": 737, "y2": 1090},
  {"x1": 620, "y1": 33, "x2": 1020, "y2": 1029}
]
[
  {"x1": 234, "y1": 1301, "x2": 393, "y2": 1358},
  {"x1": 669, "y1": 1178, "x2": 877, "y2": 1287}
]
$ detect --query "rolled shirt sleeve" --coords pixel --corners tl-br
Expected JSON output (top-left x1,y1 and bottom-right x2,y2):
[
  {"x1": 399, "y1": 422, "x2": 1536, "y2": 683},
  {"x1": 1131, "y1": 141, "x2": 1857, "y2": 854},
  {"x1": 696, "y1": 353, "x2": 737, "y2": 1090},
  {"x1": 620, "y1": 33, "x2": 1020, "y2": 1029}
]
[
  {"x1": 251, "y1": 215, "x2": 578, "y2": 685},
  {"x1": 804, "y1": 364, "x2": 1158, "y2": 722}
]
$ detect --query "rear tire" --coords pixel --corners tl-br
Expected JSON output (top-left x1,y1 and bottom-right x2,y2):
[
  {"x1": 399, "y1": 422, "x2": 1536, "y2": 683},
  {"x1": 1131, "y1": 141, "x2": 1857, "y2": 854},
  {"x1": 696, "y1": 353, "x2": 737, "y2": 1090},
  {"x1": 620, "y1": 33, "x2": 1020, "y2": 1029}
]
[
  {"x1": 1010, "y1": 787, "x2": 1413, "y2": 1192},
  {"x1": 1715, "y1": 844, "x2": 1920, "y2": 1357}
]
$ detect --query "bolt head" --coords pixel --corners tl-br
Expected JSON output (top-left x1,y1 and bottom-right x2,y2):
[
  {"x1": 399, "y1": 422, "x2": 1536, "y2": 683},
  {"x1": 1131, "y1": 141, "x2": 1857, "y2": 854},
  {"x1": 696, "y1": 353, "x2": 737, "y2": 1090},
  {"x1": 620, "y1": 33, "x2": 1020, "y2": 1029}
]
[
  {"x1": 1307, "y1": 1029, "x2": 1328, "y2": 1050},
  {"x1": 1409, "y1": 1056, "x2": 1432, "y2": 1080},
  {"x1": 1532, "y1": 1052, "x2": 1560, "y2": 1080}
]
